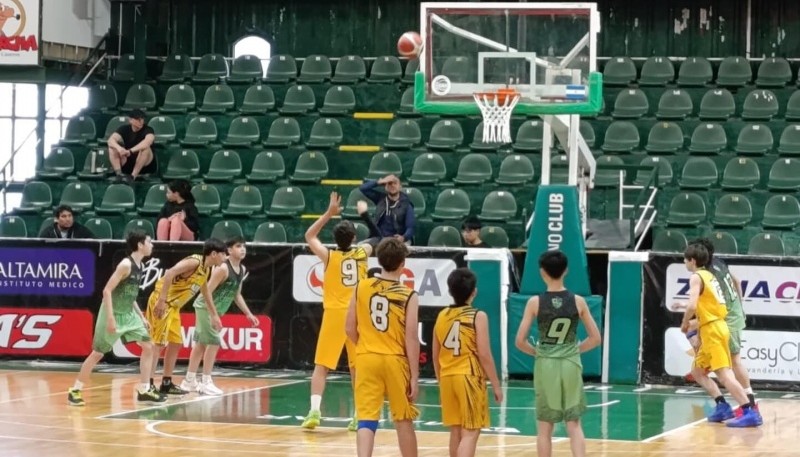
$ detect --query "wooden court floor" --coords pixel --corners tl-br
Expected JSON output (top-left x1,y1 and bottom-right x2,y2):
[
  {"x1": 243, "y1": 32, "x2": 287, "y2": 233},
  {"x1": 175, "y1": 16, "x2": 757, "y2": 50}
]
[{"x1": 2, "y1": 365, "x2": 799, "y2": 456}]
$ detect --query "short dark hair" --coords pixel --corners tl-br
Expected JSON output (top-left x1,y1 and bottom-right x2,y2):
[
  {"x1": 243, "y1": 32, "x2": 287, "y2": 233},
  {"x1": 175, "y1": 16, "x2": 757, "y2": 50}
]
[
  {"x1": 333, "y1": 220, "x2": 357, "y2": 250},
  {"x1": 461, "y1": 215, "x2": 482, "y2": 231},
  {"x1": 690, "y1": 237, "x2": 715, "y2": 261},
  {"x1": 539, "y1": 250, "x2": 568, "y2": 279},
  {"x1": 684, "y1": 243, "x2": 710, "y2": 268},
  {"x1": 203, "y1": 238, "x2": 227, "y2": 256},
  {"x1": 376, "y1": 238, "x2": 408, "y2": 273},
  {"x1": 226, "y1": 236, "x2": 246, "y2": 248},
  {"x1": 168, "y1": 179, "x2": 194, "y2": 204},
  {"x1": 447, "y1": 268, "x2": 477, "y2": 306},
  {"x1": 126, "y1": 230, "x2": 148, "y2": 252},
  {"x1": 129, "y1": 109, "x2": 146, "y2": 120},
  {"x1": 54, "y1": 205, "x2": 73, "y2": 217}
]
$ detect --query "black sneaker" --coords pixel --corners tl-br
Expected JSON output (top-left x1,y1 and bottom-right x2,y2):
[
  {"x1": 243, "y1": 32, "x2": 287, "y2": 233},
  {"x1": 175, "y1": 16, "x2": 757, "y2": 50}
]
[
  {"x1": 160, "y1": 381, "x2": 190, "y2": 395},
  {"x1": 137, "y1": 387, "x2": 167, "y2": 404}
]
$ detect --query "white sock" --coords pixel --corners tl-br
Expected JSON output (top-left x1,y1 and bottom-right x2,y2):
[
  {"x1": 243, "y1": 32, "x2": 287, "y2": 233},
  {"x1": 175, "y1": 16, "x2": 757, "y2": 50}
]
[
  {"x1": 202, "y1": 374, "x2": 212, "y2": 384},
  {"x1": 745, "y1": 387, "x2": 754, "y2": 395},
  {"x1": 186, "y1": 372, "x2": 196, "y2": 382},
  {"x1": 72, "y1": 380, "x2": 84, "y2": 391},
  {"x1": 310, "y1": 394, "x2": 322, "y2": 412},
  {"x1": 139, "y1": 383, "x2": 151, "y2": 393}
]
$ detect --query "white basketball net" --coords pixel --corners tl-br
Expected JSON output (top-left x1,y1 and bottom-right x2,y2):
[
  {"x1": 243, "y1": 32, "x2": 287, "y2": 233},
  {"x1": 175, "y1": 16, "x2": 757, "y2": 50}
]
[{"x1": 473, "y1": 92, "x2": 520, "y2": 143}]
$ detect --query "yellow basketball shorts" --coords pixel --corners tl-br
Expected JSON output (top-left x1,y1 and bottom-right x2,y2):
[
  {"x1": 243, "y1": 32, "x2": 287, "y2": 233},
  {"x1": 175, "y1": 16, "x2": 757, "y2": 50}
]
[
  {"x1": 314, "y1": 308, "x2": 356, "y2": 370},
  {"x1": 146, "y1": 293, "x2": 183, "y2": 346},
  {"x1": 355, "y1": 353, "x2": 420, "y2": 422},
  {"x1": 439, "y1": 374, "x2": 489, "y2": 430},
  {"x1": 694, "y1": 320, "x2": 732, "y2": 372}
]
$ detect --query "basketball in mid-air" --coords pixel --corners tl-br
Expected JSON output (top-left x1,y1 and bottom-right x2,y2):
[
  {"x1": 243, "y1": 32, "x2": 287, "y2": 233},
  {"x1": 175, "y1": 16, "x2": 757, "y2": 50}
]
[{"x1": 397, "y1": 31, "x2": 423, "y2": 59}]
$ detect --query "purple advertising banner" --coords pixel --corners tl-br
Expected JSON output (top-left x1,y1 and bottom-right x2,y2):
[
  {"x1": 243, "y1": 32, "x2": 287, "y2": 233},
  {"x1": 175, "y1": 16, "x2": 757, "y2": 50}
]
[{"x1": 0, "y1": 247, "x2": 95, "y2": 296}]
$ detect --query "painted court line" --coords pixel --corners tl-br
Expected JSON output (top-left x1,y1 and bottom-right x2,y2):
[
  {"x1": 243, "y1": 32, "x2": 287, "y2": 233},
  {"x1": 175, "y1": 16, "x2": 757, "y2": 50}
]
[
  {"x1": 641, "y1": 416, "x2": 708, "y2": 443},
  {"x1": 0, "y1": 383, "x2": 113, "y2": 405}
]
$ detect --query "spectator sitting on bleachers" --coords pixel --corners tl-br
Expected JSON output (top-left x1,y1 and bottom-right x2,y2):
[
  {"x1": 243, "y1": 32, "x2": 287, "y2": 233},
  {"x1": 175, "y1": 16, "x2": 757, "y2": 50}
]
[
  {"x1": 156, "y1": 180, "x2": 200, "y2": 241},
  {"x1": 461, "y1": 216, "x2": 490, "y2": 248},
  {"x1": 107, "y1": 109, "x2": 156, "y2": 183},
  {"x1": 358, "y1": 174, "x2": 415, "y2": 246},
  {"x1": 39, "y1": 205, "x2": 94, "y2": 239}
]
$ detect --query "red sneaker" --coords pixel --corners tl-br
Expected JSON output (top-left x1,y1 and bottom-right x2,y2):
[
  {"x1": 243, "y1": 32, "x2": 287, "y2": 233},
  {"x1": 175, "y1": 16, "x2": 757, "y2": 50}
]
[
  {"x1": 685, "y1": 372, "x2": 696, "y2": 383},
  {"x1": 734, "y1": 402, "x2": 759, "y2": 418}
]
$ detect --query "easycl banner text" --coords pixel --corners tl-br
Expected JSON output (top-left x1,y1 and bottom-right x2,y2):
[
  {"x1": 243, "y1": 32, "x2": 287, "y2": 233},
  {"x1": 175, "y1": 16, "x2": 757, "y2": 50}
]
[
  {"x1": 0, "y1": 247, "x2": 95, "y2": 296},
  {"x1": 0, "y1": 0, "x2": 40, "y2": 65}
]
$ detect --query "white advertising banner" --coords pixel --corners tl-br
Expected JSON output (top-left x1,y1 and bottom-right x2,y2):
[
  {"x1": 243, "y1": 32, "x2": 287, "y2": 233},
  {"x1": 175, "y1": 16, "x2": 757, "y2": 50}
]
[
  {"x1": 664, "y1": 327, "x2": 800, "y2": 382},
  {"x1": 292, "y1": 255, "x2": 457, "y2": 307},
  {"x1": 665, "y1": 263, "x2": 800, "y2": 317},
  {"x1": 0, "y1": 0, "x2": 40, "y2": 65}
]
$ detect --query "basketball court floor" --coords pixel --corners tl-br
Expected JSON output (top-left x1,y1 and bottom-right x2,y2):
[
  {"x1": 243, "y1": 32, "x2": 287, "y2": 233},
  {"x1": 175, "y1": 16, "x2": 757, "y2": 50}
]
[{"x1": 2, "y1": 362, "x2": 798, "y2": 456}]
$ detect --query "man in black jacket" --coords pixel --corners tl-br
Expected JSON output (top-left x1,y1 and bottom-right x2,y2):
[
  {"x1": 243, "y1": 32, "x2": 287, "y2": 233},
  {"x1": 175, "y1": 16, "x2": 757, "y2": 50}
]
[
  {"x1": 358, "y1": 174, "x2": 415, "y2": 246},
  {"x1": 38, "y1": 205, "x2": 94, "y2": 239}
]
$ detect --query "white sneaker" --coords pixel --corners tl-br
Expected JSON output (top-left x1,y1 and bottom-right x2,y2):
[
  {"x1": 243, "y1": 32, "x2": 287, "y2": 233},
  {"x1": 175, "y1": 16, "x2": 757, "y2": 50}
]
[
  {"x1": 199, "y1": 379, "x2": 223, "y2": 396},
  {"x1": 180, "y1": 378, "x2": 199, "y2": 393}
]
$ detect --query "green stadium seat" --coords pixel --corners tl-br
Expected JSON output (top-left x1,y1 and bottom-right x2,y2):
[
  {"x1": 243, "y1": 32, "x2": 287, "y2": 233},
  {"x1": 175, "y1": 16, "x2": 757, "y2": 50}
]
[
  {"x1": 319, "y1": 86, "x2": 356, "y2": 116},
  {"x1": 768, "y1": 157, "x2": 800, "y2": 191},
  {"x1": 253, "y1": 222, "x2": 287, "y2": 243},
  {"x1": 785, "y1": 91, "x2": 800, "y2": 121},
  {"x1": 298, "y1": 55, "x2": 332, "y2": 83},
  {"x1": 265, "y1": 55, "x2": 298, "y2": 83},
  {"x1": 495, "y1": 154, "x2": 535, "y2": 185},
  {"x1": 594, "y1": 155, "x2": 626, "y2": 188},
  {"x1": 280, "y1": 85, "x2": 316, "y2": 115},
  {"x1": 408, "y1": 153, "x2": 447, "y2": 185},
  {"x1": 431, "y1": 189, "x2": 471, "y2": 220},
  {"x1": 62, "y1": 116, "x2": 97, "y2": 145},
  {"x1": 402, "y1": 59, "x2": 420, "y2": 85},
  {"x1": 222, "y1": 185, "x2": 263, "y2": 216},
  {"x1": 290, "y1": 151, "x2": 329, "y2": 183},
  {"x1": 210, "y1": 220, "x2": 244, "y2": 240},
  {"x1": 712, "y1": 194, "x2": 752, "y2": 227},
  {"x1": 652, "y1": 230, "x2": 687, "y2": 252},
  {"x1": 332, "y1": 55, "x2": 367, "y2": 84},
  {"x1": 159, "y1": 54, "x2": 193, "y2": 82},
  {"x1": 762, "y1": 195, "x2": 800, "y2": 229},
  {"x1": 16, "y1": 181, "x2": 52, "y2": 214},
  {"x1": 0, "y1": 216, "x2": 27, "y2": 238},
  {"x1": 708, "y1": 231, "x2": 738, "y2": 254},
  {"x1": 469, "y1": 123, "x2": 500, "y2": 152},
  {"x1": 480, "y1": 226, "x2": 509, "y2": 248},
  {"x1": 100, "y1": 116, "x2": 128, "y2": 143},
  {"x1": 656, "y1": 89, "x2": 693, "y2": 120},
  {"x1": 368, "y1": 56, "x2": 402, "y2": 83},
  {"x1": 37, "y1": 147, "x2": 75, "y2": 179},
  {"x1": 247, "y1": 151, "x2": 285, "y2": 183},
  {"x1": 384, "y1": 119, "x2": 421, "y2": 149},
  {"x1": 720, "y1": 157, "x2": 760, "y2": 190},
  {"x1": 397, "y1": 87, "x2": 417, "y2": 117},
  {"x1": 639, "y1": 57, "x2": 675, "y2": 86},
  {"x1": 549, "y1": 155, "x2": 570, "y2": 184},
  {"x1": 198, "y1": 84, "x2": 235, "y2": 114},
  {"x1": 193, "y1": 53, "x2": 228, "y2": 83},
  {"x1": 85, "y1": 218, "x2": 113, "y2": 239},
  {"x1": 665, "y1": 192, "x2": 706, "y2": 226},
  {"x1": 123, "y1": 219, "x2": 155, "y2": 239},
  {"x1": 264, "y1": 117, "x2": 301, "y2": 147},
  {"x1": 341, "y1": 189, "x2": 374, "y2": 219},
  {"x1": 367, "y1": 152, "x2": 403, "y2": 180},
  {"x1": 441, "y1": 56, "x2": 473, "y2": 83},
  {"x1": 267, "y1": 186, "x2": 306, "y2": 217},
  {"x1": 747, "y1": 233, "x2": 785, "y2": 255},
  {"x1": 677, "y1": 57, "x2": 713, "y2": 86},
  {"x1": 698, "y1": 89, "x2": 735, "y2": 120},
  {"x1": 688, "y1": 123, "x2": 727, "y2": 154},
  {"x1": 204, "y1": 149, "x2": 243, "y2": 182},
  {"x1": 778, "y1": 124, "x2": 800, "y2": 156},
  {"x1": 427, "y1": 119, "x2": 463, "y2": 150},
  {"x1": 95, "y1": 184, "x2": 136, "y2": 215},
  {"x1": 715, "y1": 56, "x2": 752, "y2": 87},
  {"x1": 403, "y1": 187, "x2": 426, "y2": 217},
  {"x1": 228, "y1": 55, "x2": 264, "y2": 83},
  {"x1": 678, "y1": 157, "x2": 718, "y2": 189},
  {"x1": 122, "y1": 84, "x2": 157, "y2": 111},
  {"x1": 756, "y1": 57, "x2": 792, "y2": 87},
  {"x1": 150, "y1": 115, "x2": 177, "y2": 144},
  {"x1": 58, "y1": 182, "x2": 93, "y2": 213},
  {"x1": 161, "y1": 149, "x2": 201, "y2": 180},
  {"x1": 160, "y1": 84, "x2": 196, "y2": 113},
  {"x1": 742, "y1": 90, "x2": 779, "y2": 121},
  {"x1": 735, "y1": 123, "x2": 774, "y2": 155},
  {"x1": 453, "y1": 154, "x2": 492, "y2": 185},
  {"x1": 634, "y1": 156, "x2": 673, "y2": 187},
  {"x1": 306, "y1": 118, "x2": 343, "y2": 149},
  {"x1": 88, "y1": 84, "x2": 118, "y2": 112},
  {"x1": 139, "y1": 184, "x2": 168, "y2": 216},
  {"x1": 645, "y1": 122, "x2": 684, "y2": 154},
  {"x1": 76, "y1": 149, "x2": 112, "y2": 180},
  {"x1": 513, "y1": 120, "x2": 544, "y2": 152},
  {"x1": 239, "y1": 84, "x2": 275, "y2": 114},
  {"x1": 112, "y1": 54, "x2": 136, "y2": 82},
  {"x1": 602, "y1": 57, "x2": 637, "y2": 86},
  {"x1": 479, "y1": 190, "x2": 517, "y2": 221},
  {"x1": 181, "y1": 116, "x2": 218, "y2": 146},
  {"x1": 612, "y1": 89, "x2": 649, "y2": 118},
  {"x1": 578, "y1": 120, "x2": 596, "y2": 148},
  {"x1": 222, "y1": 116, "x2": 260, "y2": 147},
  {"x1": 601, "y1": 121, "x2": 640, "y2": 153},
  {"x1": 427, "y1": 226, "x2": 462, "y2": 247},
  {"x1": 192, "y1": 183, "x2": 221, "y2": 215}
]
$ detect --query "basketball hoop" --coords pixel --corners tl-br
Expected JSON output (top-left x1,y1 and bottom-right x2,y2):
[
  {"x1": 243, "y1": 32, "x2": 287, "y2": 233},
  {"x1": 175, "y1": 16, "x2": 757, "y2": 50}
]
[{"x1": 473, "y1": 88, "x2": 520, "y2": 144}]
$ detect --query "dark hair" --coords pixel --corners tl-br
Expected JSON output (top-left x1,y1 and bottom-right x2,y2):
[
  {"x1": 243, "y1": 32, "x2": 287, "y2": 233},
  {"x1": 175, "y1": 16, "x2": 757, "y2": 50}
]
[
  {"x1": 226, "y1": 236, "x2": 246, "y2": 248},
  {"x1": 684, "y1": 243, "x2": 710, "y2": 268},
  {"x1": 203, "y1": 238, "x2": 227, "y2": 256},
  {"x1": 539, "y1": 250, "x2": 568, "y2": 279},
  {"x1": 333, "y1": 220, "x2": 357, "y2": 250},
  {"x1": 168, "y1": 179, "x2": 194, "y2": 204},
  {"x1": 447, "y1": 268, "x2": 477, "y2": 306},
  {"x1": 129, "y1": 109, "x2": 146, "y2": 120},
  {"x1": 461, "y1": 215, "x2": 482, "y2": 231},
  {"x1": 376, "y1": 238, "x2": 408, "y2": 273},
  {"x1": 126, "y1": 230, "x2": 148, "y2": 252},
  {"x1": 690, "y1": 237, "x2": 715, "y2": 261},
  {"x1": 54, "y1": 205, "x2": 73, "y2": 218}
]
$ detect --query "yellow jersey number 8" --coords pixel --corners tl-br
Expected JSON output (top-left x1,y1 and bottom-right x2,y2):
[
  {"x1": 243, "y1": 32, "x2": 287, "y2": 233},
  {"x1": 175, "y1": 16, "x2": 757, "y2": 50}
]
[{"x1": 370, "y1": 295, "x2": 389, "y2": 332}]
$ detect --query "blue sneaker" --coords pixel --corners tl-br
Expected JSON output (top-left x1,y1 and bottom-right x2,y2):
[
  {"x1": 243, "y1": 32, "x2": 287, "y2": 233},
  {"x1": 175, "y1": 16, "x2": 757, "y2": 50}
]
[
  {"x1": 726, "y1": 408, "x2": 763, "y2": 428},
  {"x1": 708, "y1": 402, "x2": 734, "y2": 422}
]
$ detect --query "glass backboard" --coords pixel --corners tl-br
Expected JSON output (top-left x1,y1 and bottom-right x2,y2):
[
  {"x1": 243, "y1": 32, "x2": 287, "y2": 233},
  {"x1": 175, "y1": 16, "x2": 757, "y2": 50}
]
[{"x1": 414, "y1": 2, "x2": 602, "y2": 116}]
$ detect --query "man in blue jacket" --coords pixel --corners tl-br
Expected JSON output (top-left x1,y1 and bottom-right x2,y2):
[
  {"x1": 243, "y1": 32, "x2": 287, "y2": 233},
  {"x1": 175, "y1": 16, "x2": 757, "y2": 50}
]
[{"x1": 358, "y1": 174, "x2": 415, "y2": 246}]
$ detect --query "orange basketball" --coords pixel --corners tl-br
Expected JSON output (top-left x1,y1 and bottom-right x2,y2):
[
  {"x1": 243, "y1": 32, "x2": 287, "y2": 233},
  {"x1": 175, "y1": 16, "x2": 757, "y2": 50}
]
[{"x1": 397, "y1": 31, "x2": 423, "y2": 59}]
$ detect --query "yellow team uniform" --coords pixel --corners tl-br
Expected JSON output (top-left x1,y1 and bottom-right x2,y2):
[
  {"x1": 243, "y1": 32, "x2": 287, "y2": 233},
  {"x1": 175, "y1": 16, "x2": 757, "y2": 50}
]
[
  {"x1": 434, "y1": 305, "x2": 490, "y2": 430},
  {"x1": 693, "y1": 269, "x2": 732, "y2": 372},
  {"x1": 354, "y1": 277, "x2": 419, "y2": 422},
  {"x1": 315, "y1": 247, "x2": 367, "y2": 370},
  {"x1": 146, "y1": 254, "x2": 212, "y2": 345}
]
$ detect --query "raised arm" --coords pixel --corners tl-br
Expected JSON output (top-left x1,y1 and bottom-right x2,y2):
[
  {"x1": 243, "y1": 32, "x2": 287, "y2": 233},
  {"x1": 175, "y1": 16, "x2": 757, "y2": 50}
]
[{"x1": 305, "y1": 191, "x2": 342, "y2": 263}]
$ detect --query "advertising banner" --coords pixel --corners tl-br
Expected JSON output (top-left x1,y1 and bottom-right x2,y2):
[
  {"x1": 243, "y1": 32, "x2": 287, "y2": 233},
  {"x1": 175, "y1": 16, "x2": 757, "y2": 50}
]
[
  {"x1": 0, "y1": 0, "x2": 40, "y2": 65},
  {"x1": 0, "y1": 246, "x2": 95, "y2": 296},
  {"x1": 0, "y1": 307, "x2": 93, "y2": 356}
]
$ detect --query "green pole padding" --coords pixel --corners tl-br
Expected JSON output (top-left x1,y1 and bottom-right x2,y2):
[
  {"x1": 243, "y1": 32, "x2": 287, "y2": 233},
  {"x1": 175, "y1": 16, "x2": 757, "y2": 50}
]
[
  {"x1": 468, "y1": 257, "x2": 504, "y2": 375},
  {"x1": 604, "y1": 252, "x2": 648, "y2": 384}
]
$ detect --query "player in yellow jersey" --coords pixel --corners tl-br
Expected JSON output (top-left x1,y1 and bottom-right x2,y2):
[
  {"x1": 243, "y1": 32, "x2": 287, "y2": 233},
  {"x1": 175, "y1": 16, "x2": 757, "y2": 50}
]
[
  {"x1": 679, "y1": 243, "x2": 762, "y2": 427},
  {"x1": 146, "y1": 238, "x2": 227, "y2": 395},
  {"x1": 433, "y1": 268, "x2": 502, "y2": 457},
  {"x1": 346, "y1": 238, "x2": 419, "y2": 457},
  {"x1": 301, "y1": 192, "x2": 373, "y2": 431}
]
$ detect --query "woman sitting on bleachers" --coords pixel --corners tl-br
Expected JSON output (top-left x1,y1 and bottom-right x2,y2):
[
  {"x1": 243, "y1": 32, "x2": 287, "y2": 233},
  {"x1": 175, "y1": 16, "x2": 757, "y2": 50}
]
[{"x1": 156, "y1": 180, "x2": 200, "y2": 241}]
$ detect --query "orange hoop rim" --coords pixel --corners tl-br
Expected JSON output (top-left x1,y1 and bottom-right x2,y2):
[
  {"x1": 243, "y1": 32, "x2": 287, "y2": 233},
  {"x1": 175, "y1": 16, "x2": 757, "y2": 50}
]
[{"x1": 473, "y1": 88, "x2": 520, "y2": 105}]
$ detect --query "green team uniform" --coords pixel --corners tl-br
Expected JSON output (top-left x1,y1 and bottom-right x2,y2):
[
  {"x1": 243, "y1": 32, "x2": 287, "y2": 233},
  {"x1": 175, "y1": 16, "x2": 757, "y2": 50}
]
[
  {"x1": 534, "y1": 290, "x2": 586, "y2": 423},
  {"x1": 92, "y1": 256, "x2": 150, "y2": 353},
  {"x1": 193, "y1": 260, "x2": 247, "y2": 345},
  {"x1": 709, "y1": 258, "x2": 746, "y2": 354}
]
